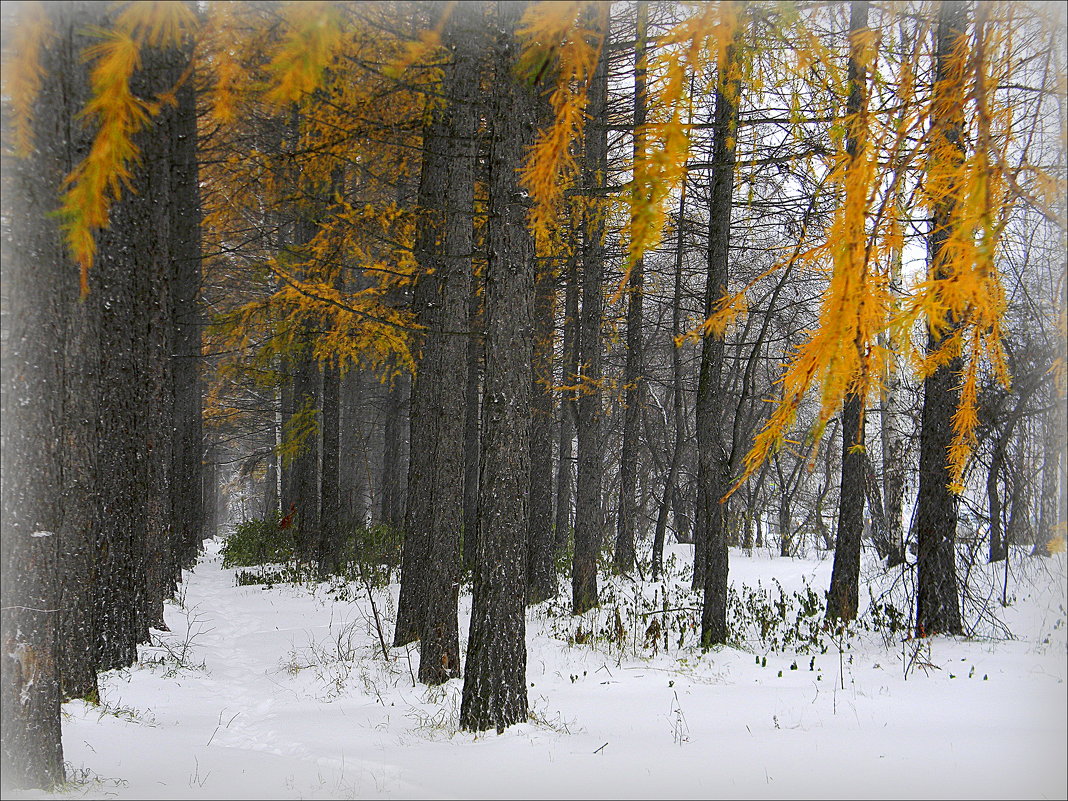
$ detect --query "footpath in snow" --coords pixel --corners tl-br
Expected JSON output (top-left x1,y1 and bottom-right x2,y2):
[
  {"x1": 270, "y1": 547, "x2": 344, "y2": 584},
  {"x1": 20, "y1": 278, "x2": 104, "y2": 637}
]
[{"x1": 28, "y1": 541, "x2": 1068, "y2": 799}]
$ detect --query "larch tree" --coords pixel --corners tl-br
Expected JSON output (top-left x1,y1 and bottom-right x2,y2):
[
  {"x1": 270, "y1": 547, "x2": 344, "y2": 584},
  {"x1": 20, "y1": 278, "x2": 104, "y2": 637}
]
[
  {"x1": 1, "y1": 2, "x2": 70, "y2": 785},
  {"x1": 614, "y1": 0, "x2": 650, "y2": 576},
  {"x1": 826, "y1": 0, "x2": 872, "y2": 623},
  {"x1": 696, "y1": 1, "x2": 745, "y2": 647},
  {"x1": 914, "y1": 0, "x2": 972, "y2": 637},
  {"x1": 572, "y1": 4, "x2": 611, "y2": 616},
  {"x1": 460, "y1": 0, "x2": 536, "y2": 733},
  {"x1": 417, "y1": 2, "x2": 484, "y2": 684}
]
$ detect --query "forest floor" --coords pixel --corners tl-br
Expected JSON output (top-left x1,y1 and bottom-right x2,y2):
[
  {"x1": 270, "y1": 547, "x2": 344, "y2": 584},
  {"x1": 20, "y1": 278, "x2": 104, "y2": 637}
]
[{"x1": 23, "y1": 540, "x2": 1068, "y2": 799}]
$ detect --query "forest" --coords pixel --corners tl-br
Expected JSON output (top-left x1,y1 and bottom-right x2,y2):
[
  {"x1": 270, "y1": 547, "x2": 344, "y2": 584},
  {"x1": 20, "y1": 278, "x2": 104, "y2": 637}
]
[{"x1": 1, "y1": 0, "x2": 1065, "y2": 797}]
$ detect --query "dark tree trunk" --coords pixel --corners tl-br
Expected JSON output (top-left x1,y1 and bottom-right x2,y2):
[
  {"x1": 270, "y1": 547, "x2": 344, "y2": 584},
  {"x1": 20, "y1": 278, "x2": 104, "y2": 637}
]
[
  {"x1": 289, "y1": 337, "x2": 321, "y2": 562},
  {"x1": 826, "y1": 0, "x2": 870, "y2": 623},
  {"x1": 319, "y1": 362, "x2": 342, "y2": 573},
  {"x1": 652, "y1": 162, "x2": 690, "y2": 581},
  {"x1": 462, "y1": 271, "x2": 483, "y2": 570},
  {"x1": 280, "y1": 375, "x2": 296, "y2": 515},
  {"x1": 203, "y1": 434, "x2": 221, "y2": 539},
  {"x1": 573, "y1": 6, "x2": 610, "y2": 616},
  {"x1": 987, "y1": 431, "x2": 1008, "y2": 563},
  {"x1": 554, "y1": 247, "x2": 580, "y2": 554},
  {"x1": 460, "y1": 1, "x2": 535, "y2": 732},
  {"x1": 379, "y1": 371, "x2": 409, "y2": 529},
  {"x1": 0, "y1": 5, "x2": 78, "y2": 785},
  {"x1": 615, "y1": 0, "x2": 649, "y2": 576},
  {"x1": 827, "y1": 398, "x2": 866, "y2": 620},
  {"x1": 92, "y1": 33, "x2": 184, "y2": 669},
  {"x1": 142, "y1": 41, "x2": 186, "y2": 633},
  {"x1": 44, "y1": 3, "x2": 104, "y2": 703},
  {"x1": 698, "y1": 2, "x2": 743, "y2": 648},
  {"x1": 419, "y1": 16, "x2": 481, "y2": 683},
  {"x1": 395, "y1": 30, "x2": 453, "y2": 647},
  {"x1": 528, "y1": 247, "x2": 558, "y2": 603},
  {"x1": 170, "y1": 54, "x2": 204, "y2": 572},
  {"x1": 339, "y1": 369, "x2": 367, "y2": 530},
  {"x1": 915, "y1": 0, "x2": 967, "y2": 638}
]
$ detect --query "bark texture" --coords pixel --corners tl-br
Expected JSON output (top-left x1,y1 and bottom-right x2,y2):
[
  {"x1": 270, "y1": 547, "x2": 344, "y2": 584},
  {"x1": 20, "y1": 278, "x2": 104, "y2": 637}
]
[
  {"x1": 460, "y1": 1, "x2": 534, "y2": 732},
  {"x1": 915, "y1": 0, "x2": 967, "y2": 637}
]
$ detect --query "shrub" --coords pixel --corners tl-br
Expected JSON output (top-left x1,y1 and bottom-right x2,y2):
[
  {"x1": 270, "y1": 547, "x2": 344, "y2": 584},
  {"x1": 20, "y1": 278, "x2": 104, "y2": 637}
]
[{"x1": 220, "y1": 515, "x2": 298, "y2": 568}]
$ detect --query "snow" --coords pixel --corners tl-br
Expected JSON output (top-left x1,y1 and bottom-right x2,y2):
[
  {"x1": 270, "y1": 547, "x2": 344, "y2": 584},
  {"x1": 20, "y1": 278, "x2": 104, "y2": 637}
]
[{"x1": 19, "y1": 541, "x2": 1068, "y2": 799}]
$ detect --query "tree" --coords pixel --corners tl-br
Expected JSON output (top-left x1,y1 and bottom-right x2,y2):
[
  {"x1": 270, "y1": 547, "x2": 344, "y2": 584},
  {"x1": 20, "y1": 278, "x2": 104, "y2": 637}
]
[
  {"x1": 915, "y1": 0, "x2": 970, "y2": 637},
  {"x1": 418, "y1": 5, "x2": 482, "y2": 683},
  {"x1": 460, "y1": 0, "x2": 535, "y2": 732},
  {"x1": 572, "y1": 5, "x2": 610, "y2": 616},
  {"x1": 697, "y1": 1, "x2": 745, "y2": 647},
  {"x1": 1, "y1": 3, "x2": 69, "y2": 784},
  {"x1": 614, "y1": 0, "x2": 649, "y2": 576},
  {"x1": 826, "y1": 0, "x2": 871, "y2": 623},
  {"x1": 527, "y1": 224, "x2": 559, "y2": 603}
]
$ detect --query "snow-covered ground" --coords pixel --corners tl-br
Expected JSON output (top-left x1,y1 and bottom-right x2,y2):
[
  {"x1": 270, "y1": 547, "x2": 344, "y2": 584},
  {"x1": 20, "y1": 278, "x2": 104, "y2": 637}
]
[{"x1": 23, "y1": 541, "x2": 1068, "y2": 799}]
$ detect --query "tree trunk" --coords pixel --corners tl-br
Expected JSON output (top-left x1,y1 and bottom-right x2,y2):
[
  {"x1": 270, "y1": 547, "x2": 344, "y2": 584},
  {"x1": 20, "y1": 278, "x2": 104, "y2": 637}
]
[
  {"x1": 460, "y1": 1, "x2": 535, "y2": 732},
  {"x1": 827, "y1": 397, "x2": 866, "y2": 619},
  {"x1": 698, "y1": 2, "x2": 743, "y2": 648},
  {"x1": 419, "y1": 17, "x2": 480, "y2": 683},
  {"x1": 93, "y1": 33, "x2": 182, "y2": 669},
  {"x1": 528, "y1": 245, "x2": 558, "y2": 603},
  {"x1": 320, "y1": 362, "x2": 342, "y2": 573},
  {"x1": 339, "y1": 369, "x2": 367, "y2": 530},
  {"x1": 615, "y1": 1, "x2": 649, "y2": 576},
  {"x1": 379, "y1": 371, "x2": 409, "y2": 529},
  {"x1": 289, "y1": 336, "x2": 321, "y2": 562},
  {"x1": 915, "y1": 0, "x2": 967, "y2": 638},
  {"x1": 0, "y1": 4, "x2": 77, "y2": 785},
  {"x1": 826, "y1": 0, "x2": 870, "y2": 623},
  {"x1": 280, "y1": 376, "x2": 296, "y2": 516},
  {"x1": 987, "y1": 431, "x2": 1008, "y2": 563},
  {"x1": 462, "y1": 270, "x2": 483, "y2": 569},
  {"x1": 554, "y1": 247, "x2": 580, "y2": 553},
  {"x1": 573, "y1": 6, "x2": 610, "y2": 616}
]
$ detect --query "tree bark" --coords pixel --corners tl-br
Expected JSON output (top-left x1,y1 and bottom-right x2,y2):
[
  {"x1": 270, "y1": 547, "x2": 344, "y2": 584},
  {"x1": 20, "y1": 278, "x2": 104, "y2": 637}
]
[
  {"x1": 554, "y1": 246, "x2": 580, "y2": 553},
  {"x1": 419, "y1": 15, "x2": 481, "y2": 682},
  {"x1": 615, "y1": 0, "x2": 649, "y2": 576},
  {"x1": 826, "y1": 0, "x2": 870, "y2": 623},
  {"x1": 573, "y1": 6, "x2": 610, "y2": 616},
  {"x1": 0, "y1": 4, "x2": 77, "y2": 785},
  {"x1": 528, "y1": 249, "x2": 558, "y2": 603},
  {"x1": 698, "y1": 2, "x2": 743, "y2": 648},
  {"x1": 460, "y1": 0, "x2": 534, "y2": 732},
  {"x1": 462, "y1": 269, "x2": 484, "y2": 569},
  {"x1": 915, "y1": 0, "x2": 967, "y2": 637},
  {"x1": 170, "y1": 60, "x2": 204, "y2": 572},
  {"x1": 319, "y1": 362, "x2": 342, "y2": 573}
]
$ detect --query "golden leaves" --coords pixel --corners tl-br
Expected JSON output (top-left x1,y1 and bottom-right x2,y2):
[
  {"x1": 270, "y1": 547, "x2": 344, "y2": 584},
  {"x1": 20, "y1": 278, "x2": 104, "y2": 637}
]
[
  {"x1": 62, "y1": 29, "x2": 155, "y2": 294},
  {"x1": 114, "y1": 1, "x2": 197, "y2": 49},
  {"x1": 518, "y1": 1, "x2": 605, "y2": 248},
  {"x1": 265, "y1": 1, "x2": 342, "y2": 106},
  {"x1": 57, "y1": 1, "x2": 199, "y2": 294},
  {"x1": 2, "y1": 1, "x2": 53, "y2": 157}
]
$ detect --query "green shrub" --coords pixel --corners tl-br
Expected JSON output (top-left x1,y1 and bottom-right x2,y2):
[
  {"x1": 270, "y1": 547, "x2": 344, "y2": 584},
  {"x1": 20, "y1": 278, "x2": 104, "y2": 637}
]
[
  {"x1": 221, "y1": 515, "x2": 298, "y2": 568},
  {"x1": 330, "y1": 524, "x2": 404, "y2": 588}
]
